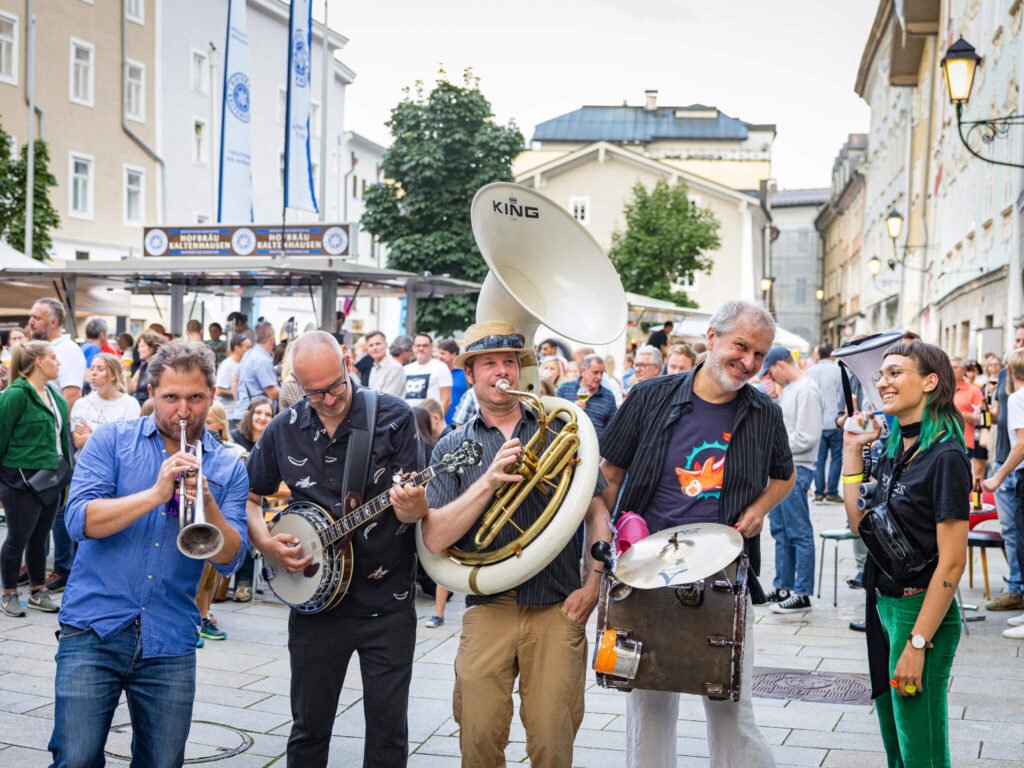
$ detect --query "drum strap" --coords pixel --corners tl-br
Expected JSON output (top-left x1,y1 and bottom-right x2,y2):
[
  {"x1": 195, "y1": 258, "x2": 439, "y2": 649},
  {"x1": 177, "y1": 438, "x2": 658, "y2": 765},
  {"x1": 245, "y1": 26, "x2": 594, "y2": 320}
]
[{"x1": 340, "y1": 388, "x2": 379, "y2": 512}]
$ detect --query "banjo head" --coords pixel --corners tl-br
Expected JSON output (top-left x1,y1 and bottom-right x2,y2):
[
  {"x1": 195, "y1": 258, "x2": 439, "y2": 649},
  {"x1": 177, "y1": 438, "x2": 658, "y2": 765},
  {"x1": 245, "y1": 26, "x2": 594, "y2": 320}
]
[{"x1": 265, "y1": 502, "x2": 341, "y2": 610}]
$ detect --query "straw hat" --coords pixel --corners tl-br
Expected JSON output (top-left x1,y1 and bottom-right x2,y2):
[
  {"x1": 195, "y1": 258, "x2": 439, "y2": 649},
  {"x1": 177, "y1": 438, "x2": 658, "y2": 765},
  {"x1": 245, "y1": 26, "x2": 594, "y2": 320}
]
[{"x1": 453, "y1": 321, "x2": 536, "y2": 369}]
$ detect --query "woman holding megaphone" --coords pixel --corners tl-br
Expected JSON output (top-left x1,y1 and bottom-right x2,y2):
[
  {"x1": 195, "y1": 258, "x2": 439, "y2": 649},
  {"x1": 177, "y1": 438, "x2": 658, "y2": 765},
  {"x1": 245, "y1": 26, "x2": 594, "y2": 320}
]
[{"x1": 842, "y1": 340, "x2": 969, "y2": 768}]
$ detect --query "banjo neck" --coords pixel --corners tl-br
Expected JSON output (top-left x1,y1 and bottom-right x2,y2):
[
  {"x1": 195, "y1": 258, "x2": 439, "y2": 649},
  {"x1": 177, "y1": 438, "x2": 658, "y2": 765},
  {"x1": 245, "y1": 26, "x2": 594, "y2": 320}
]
[{"x1": 320, "y1": 464, "x2": 442, "y2": 547}]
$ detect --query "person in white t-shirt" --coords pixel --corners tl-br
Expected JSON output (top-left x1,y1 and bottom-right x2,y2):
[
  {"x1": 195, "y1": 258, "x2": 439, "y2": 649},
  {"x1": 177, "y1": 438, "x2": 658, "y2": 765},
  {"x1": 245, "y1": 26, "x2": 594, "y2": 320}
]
[
  {"x1": 70, "y1": 354, "x2": 142, "y2": 451},
  {"x1": 983, "y1": 348, "x2": 1024, "y2": 638},
  {"x1": 27, "y1": 298, "x2": 87, "y2": 411},
  {"x1": 404, "y1": 333, "x2": 453, "y2": 413}
]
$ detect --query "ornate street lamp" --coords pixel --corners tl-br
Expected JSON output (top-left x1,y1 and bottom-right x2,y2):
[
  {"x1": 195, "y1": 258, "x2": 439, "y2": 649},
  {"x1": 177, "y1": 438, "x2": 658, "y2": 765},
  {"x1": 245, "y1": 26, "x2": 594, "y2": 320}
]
[
  {"x1": 759, "y1": 276, "x2": 775, "y2": 293},
  {"x1": 868, "y1": 256, "x2": 882, "y2": 276},
  {"x1": 885, "y1": 209, "x2": 904, "y2": 241},
  {"x1": 815, "y1": 288, "x2": 824, "y2": 301},
  {"x1": 941, "y1": 37, "x2": 1024, "y2": 169}
]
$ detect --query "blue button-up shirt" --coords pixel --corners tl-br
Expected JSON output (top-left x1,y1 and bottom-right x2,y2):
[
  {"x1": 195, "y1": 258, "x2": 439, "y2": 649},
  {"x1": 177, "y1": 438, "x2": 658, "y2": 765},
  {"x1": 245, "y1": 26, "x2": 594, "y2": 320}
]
[
  {"x1": 60, "y1": 416, "x2": 249, "y2": 657},
  {"x1": 234, "y1": 345, "x2": 277, "y2": 419}
]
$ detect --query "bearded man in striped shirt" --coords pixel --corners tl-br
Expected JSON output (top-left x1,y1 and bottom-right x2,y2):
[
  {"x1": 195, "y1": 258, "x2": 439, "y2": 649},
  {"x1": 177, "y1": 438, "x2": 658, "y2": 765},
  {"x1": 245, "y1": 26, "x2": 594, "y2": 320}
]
[{"x1": 599, "y1": 300, "x2": 795, "y2": 768}]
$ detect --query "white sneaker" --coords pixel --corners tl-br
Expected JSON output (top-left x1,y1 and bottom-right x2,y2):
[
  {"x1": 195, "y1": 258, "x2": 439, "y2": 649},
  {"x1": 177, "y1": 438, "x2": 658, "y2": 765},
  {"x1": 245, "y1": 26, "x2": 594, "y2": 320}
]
[
  {"x1": 1007, "y1": 613, "x2": 1024, "y2": 627},
  {"x1": 1002, "y1": 624, "x2": 1024, "y2": 639}
]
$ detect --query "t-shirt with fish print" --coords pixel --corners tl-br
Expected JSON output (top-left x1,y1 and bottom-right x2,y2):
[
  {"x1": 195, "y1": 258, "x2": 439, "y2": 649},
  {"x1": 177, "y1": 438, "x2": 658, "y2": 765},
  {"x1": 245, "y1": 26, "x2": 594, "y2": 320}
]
[{"x1": 642, "y1": 394, "x2": 738, "y2": 534}]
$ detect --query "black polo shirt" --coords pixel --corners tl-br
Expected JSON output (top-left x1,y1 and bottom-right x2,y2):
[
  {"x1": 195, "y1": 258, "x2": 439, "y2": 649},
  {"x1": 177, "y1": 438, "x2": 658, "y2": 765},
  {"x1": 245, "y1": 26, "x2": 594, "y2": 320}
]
[
  {"x1": 426, "y1": 404, "x2": 606, "y2": 607},
  {"x1": 600, "y1": 364, "x2": 794, "y2": 603},
  {"x1": 246, "y1": 388, "x2": 423, "y2": 616}
]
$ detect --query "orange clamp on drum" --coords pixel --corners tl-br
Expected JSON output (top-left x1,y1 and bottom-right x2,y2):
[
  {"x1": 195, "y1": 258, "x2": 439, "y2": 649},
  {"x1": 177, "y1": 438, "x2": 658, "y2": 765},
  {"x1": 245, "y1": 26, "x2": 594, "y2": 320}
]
[{"x1": 594, "y1": 629, "x2": 642, "y2": 681}]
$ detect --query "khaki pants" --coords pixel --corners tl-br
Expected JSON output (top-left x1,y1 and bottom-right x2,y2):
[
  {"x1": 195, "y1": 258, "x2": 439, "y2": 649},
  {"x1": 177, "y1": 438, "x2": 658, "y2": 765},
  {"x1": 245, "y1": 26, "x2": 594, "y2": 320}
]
[{"x1": 453, "y1": 593, "x2": 586, "y2": 768}]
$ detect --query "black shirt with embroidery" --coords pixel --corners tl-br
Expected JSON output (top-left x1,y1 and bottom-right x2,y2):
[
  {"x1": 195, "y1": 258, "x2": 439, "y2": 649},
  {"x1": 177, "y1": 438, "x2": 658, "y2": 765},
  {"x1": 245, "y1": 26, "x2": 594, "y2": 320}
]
[{"x1": 245, "y1": 388, "x2": 423, "y2": 617}]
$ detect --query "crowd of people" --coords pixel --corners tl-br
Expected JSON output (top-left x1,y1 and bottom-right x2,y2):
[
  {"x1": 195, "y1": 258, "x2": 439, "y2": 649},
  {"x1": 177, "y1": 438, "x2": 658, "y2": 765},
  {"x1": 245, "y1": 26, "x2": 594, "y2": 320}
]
[{"x1": 0, "y1": 295, "x2": 1021, "y2": 767}]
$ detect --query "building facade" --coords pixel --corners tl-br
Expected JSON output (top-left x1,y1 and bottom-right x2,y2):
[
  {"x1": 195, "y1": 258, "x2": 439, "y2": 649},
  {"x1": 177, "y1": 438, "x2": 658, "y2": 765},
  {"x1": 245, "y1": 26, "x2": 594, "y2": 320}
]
[
  {"x1": 815, "y1": 134, "x2": 868, "y2": 347},
  {"x1": 0, "y1": 0, "x2": 159, "y2": 262},
  {"x1": 515, "y1": 141, "x2": 772, "y2": 314},
  {"x1": 769, "y1": 188, "x2": 830, "y2": 346},
  {"x1": 846, "y1": 0, "x2": 1023, "y2": 356}
]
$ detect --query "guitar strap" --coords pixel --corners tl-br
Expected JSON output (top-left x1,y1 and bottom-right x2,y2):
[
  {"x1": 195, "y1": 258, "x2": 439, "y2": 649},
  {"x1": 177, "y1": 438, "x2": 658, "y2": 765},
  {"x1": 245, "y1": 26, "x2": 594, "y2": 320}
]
[{"x1": 339, "y1": 387, "x2": 378, "y2": 517}]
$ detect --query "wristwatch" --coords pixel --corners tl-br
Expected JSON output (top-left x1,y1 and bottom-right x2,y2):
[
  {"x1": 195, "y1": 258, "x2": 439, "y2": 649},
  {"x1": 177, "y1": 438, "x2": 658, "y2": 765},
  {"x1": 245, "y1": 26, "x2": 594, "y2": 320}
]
[{"x1": 908, "y1": 633, "x2": 932, "y2": 650}]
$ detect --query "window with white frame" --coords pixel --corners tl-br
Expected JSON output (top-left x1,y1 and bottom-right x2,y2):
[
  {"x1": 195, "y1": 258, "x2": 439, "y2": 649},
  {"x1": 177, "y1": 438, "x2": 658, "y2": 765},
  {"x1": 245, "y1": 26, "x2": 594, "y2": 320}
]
[
  {"x1": 0, "y1": 13, "x2": 18, "y2": 86},
  {"x1": 569, "y1": 196, "x2": 590, "y2": 225},
  {"x1": 678, "y1": 272, "x2": 699, "y2": 291},
  {"x1": 69, "y1": 153, "x2": 94, "y2": 218},
  {"x1": 125, "y1": 61, "x2": 144, "y2": 122},
  {"x1": 70, "y1": 39, "x2": 94, "y2": 106},
  {"x1": 193, "y1": 119, "x2": 208, "y2": 164},
  {"x1": 277, "y1": 87, "x2": 287, "y2": 124},
  {"x1": 311, "y1": 102, "x2": 321, "y2": 138},
  {"x1": 123, "y1": 166, "x2": 144, "y2": 225},
  {"x1": 125, "y1": 0, "x2": 144, "y2": 24},
  {"x1": 190, "y1": 50, "x2": 207, "y2": 94}
]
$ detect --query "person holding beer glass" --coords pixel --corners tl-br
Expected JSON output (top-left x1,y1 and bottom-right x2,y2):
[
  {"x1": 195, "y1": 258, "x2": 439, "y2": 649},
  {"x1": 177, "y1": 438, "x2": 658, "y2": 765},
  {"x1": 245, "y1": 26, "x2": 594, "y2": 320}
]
[
  {"x1": 842, "y1": 340, "x2": 969, "y2": 767},
  {"x1": 555, "y1": 353, "x2": 617, "y2": 437}
]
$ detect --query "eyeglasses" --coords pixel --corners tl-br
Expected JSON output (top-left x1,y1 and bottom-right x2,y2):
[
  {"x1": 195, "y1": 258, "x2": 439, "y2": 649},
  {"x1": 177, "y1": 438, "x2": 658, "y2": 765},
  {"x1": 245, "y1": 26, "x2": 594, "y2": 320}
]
[
  {"x1": 634, "y1": 362, "x2": 660, "y2": 369},
  {"x1": 871, "y1": 367, "x2": 920, "y2": 386},
  {"x1": 464, "y1": 333, "x2": 525, "y2": 354},
  {"x1": 302, "y1": 377, "x2": 349, "y2": 403}
]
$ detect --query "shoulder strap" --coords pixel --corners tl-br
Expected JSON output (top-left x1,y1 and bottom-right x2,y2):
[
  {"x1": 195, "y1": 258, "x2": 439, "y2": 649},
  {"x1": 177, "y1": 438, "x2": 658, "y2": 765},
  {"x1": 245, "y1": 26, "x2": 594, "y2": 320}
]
[{"x1": 340, "y1": 388, "x2": 379, "y2": 516}]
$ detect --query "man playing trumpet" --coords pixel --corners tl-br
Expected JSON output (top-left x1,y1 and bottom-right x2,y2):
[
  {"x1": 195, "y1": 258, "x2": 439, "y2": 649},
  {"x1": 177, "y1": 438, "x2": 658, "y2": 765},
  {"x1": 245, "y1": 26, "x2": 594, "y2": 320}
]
[
  {"x1": 419, "y1": 321, "x2": 612, "y2": 767},
  {"x1": 49, "y1": 340, "x2": 249, "y2": 768}
]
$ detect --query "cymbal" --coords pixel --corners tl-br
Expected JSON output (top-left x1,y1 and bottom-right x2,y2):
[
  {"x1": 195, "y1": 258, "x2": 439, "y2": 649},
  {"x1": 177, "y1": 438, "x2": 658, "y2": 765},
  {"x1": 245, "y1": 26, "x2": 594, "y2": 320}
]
[{"x1": 614, "y1": 523, "x2": 744, "y2": 588}]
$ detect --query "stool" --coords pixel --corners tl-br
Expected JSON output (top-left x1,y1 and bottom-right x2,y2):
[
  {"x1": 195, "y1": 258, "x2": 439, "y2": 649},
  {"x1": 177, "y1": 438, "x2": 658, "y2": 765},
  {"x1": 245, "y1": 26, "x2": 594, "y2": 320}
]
[
  {"x1": 967, "y1": 529, "x2": 1006, "y2": 600},
  {"x1": 817, "y1": 529, "x2": 861, "y2": 607}
]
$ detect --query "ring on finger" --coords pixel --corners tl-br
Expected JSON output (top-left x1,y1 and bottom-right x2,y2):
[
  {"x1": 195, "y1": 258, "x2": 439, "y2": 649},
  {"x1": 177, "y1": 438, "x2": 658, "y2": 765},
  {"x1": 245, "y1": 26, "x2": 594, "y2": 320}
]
[{"x1": 904, "y1": 683, "x2": 918, "y2": 694}]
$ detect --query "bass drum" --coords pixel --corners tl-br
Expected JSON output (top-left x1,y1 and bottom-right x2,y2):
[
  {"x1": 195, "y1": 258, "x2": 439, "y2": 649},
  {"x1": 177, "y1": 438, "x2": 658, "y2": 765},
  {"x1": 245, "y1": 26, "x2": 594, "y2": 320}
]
[{"x1": 415, "y1": 395, "x2": 598, "y2": 595}]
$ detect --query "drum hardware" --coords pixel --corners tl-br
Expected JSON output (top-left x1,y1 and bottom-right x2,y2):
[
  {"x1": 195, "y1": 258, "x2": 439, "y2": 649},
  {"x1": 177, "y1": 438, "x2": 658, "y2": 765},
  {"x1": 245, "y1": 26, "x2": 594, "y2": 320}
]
[
  {"x1": 592, "y1": 527, "x2": 749, "y2": 702},
  {"x1": 416, "y1": 182, "x2": 627, "y2": 596}
]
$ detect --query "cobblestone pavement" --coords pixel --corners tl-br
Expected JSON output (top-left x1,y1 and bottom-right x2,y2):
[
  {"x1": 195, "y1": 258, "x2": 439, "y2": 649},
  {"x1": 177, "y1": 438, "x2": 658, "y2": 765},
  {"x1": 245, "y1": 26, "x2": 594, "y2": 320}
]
[{"x1": 1, "y1": 500, "x2": 1022, "y2": 766}]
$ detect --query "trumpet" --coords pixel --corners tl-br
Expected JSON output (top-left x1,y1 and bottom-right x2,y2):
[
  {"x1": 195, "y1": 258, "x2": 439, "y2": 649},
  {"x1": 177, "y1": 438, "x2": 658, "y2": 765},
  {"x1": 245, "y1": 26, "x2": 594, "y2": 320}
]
[{"x1": 177, "y1": 420, "x2": 224, "y2": 560}]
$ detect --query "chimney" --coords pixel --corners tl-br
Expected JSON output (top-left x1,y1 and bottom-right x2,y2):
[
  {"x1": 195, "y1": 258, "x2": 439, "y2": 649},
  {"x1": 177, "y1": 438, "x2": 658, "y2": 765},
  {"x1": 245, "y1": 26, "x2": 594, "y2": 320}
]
[{"x1": 644, "y1": 89, "x2": 658, "y2": 111}]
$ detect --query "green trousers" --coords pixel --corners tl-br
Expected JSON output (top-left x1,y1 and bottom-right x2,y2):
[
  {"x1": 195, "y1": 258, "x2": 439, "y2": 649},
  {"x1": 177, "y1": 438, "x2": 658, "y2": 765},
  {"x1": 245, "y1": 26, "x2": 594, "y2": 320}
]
[{"x1": 875, "y1": 592, "x2": 960, "y2": 768}]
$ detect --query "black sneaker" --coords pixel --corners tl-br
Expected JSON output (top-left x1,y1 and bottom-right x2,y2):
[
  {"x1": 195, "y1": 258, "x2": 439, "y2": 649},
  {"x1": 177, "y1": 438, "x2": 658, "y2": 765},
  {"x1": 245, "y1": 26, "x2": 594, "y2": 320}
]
[
  {"x1": 771, "y1": 594, "x2": 811, "y2": 613},
  {"x1": 847, "y1": 571, "x2": 864, "y2": 590},
  {"x1": 825, "y1": 494, "x2": 845, "y2": 504},
  {"x1": 764, "y1": 588, "x2": 791, "y2": 603},
  {"x1": 45, "y1": 571, "x2": 68, "y2": 594},
  {"x1": 849, "y1": 620, "x2": 866, "y2": 632}
]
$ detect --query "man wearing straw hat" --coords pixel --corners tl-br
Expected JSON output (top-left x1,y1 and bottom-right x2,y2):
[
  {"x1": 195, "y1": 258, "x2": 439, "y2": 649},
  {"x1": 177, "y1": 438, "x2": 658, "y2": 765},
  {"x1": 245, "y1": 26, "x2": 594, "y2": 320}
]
[{"x1": 420, "y1": 320, "x2": 612, "y2": 768}]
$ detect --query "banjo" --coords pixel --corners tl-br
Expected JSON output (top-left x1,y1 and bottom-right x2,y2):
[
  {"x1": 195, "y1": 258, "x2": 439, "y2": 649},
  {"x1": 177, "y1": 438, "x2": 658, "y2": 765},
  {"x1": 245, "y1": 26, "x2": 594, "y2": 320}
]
[{"x1": 262, "y1": 439, "x2": 483, "y2": 613}]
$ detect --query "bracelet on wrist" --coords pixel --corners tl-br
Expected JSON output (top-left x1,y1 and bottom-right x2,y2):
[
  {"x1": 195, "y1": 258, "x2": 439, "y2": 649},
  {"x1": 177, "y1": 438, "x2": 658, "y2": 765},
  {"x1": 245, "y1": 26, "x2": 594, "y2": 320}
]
[{"x1": 842, "y1": 474, "x2": 864, "y2": 485}]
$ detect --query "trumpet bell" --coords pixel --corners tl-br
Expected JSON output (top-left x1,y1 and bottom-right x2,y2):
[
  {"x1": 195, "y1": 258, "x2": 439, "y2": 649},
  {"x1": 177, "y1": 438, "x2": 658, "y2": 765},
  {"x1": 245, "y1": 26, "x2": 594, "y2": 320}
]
[{"x1": 177, "y1": 523, "x2": 224, "y2": 560}]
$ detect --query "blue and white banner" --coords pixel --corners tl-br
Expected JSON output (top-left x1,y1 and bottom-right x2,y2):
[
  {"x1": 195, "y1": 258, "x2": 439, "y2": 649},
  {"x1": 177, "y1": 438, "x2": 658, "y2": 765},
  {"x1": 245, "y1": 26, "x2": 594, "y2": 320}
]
[
  {"x1": 284, "y1": 0, "x2": 318, "y2": 213},
  {"x1": 217, "y1": 0, "x2": 253, "y2": 223}
]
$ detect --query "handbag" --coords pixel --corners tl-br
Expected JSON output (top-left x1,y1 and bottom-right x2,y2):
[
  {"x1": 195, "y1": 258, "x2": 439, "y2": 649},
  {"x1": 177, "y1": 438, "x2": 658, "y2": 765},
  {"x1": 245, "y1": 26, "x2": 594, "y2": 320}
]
[
  {"x1": 24, "y1": 456, "x2": 73, "y2": 506},
  {"x1": 857, "y1": 440, "x2": 937, "y2": 583}
]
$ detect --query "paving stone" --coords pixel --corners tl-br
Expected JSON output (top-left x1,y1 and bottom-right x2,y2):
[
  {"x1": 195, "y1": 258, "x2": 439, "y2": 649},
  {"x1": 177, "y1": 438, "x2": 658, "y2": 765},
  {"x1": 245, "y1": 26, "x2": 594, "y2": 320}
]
[
  {"x1": 189, "y1": 700, "x2": 291, "y2": 734},
  {"x1": 194, "y1": 681, "x2": 273, "y2": 709},
  {"x1": 980, "y1": 741, "x2": 1024, "y2": 761},
  {"x1": 785, "y1": 728, "x2": 885, "y2": 752},
  {"x1": 770, "y1": 743, "x2": 828, "y2": 766},
  {"x1": 0, "y1": 690, "x2": 51, "y2": 715},
  {"x1": 195, "y1": 647, "x2": 278, "y2": 674},
  {"x1": 0, "y1": 745, "x2": 52, "y2": 767}
]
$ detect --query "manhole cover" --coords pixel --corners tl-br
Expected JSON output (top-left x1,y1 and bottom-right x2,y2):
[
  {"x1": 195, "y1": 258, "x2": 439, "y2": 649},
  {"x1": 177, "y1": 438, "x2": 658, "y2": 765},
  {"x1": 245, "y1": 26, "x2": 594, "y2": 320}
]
[
  {"x1": 105, "y1": 720, "x2": 254, "y2": 764},
  {"x1": 752, "y1": 667, "x2": 872, "y2": 705}
]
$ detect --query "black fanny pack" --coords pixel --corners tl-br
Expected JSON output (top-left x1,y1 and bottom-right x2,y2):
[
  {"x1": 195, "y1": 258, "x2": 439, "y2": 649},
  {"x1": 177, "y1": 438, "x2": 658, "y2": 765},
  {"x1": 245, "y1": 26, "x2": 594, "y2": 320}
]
[
  {"x1": 23, "y1": 457, "x2": 73, "y2": 506},
  {"x1": 858, "y1": 440, "x2": 936, "y2": 582}
]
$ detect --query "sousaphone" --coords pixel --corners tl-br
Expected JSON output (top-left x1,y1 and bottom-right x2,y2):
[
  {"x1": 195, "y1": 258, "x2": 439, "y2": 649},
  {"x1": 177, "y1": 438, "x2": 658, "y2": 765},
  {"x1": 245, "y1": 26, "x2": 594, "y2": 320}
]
[{"x1": 416, "y1": 182, "x2": 627, "y2": 595}]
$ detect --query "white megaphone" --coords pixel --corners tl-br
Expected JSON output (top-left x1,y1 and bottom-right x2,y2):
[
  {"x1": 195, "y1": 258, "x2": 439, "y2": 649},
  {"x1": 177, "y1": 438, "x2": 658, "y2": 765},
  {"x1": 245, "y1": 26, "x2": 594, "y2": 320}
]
[{"x1": 831, "y1": 331, "x2": 904, "y2": 413}]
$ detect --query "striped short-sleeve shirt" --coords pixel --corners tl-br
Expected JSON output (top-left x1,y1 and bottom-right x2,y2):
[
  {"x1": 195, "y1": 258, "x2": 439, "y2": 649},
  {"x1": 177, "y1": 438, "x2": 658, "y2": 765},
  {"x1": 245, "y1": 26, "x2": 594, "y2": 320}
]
[
  {"x1": 600, "y1": 365, "x2": 794, "y2": 602},
  {"x1": 427, "y1": 403, "x2": 606, "y2": 607}
]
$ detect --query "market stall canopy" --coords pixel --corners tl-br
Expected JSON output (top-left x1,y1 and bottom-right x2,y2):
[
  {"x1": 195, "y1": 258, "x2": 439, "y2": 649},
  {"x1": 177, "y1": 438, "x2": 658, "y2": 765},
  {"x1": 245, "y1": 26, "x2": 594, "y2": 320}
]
[
  {"x1": 674, "y1": 315, "x2": 811, "y2": 354},
  {"x1": 0, "y1": 254, "x2": 481, "y2": 334},
  {"x1": 0, "y1": 243, "x2": 133, "y2": 316},
  {"x1": 625, "y1": 292, "x2": 711, "y2": 326}
]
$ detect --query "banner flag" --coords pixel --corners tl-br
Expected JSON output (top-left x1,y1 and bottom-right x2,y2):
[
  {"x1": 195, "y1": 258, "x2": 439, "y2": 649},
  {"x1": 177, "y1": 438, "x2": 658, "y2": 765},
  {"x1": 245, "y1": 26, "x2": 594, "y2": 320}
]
[
  {"x1": 284, "y1": 0, "x2": 318, "y2": 213},
  {"x1": 217, "y1": 0, "x2": 254, "y2": 223}
]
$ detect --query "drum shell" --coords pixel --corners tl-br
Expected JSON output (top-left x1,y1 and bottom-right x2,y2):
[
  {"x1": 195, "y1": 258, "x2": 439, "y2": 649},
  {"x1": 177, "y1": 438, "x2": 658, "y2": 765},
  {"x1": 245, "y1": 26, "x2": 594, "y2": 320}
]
[{"x1": 594, "y1": 556, "x2": 747, "y2": 701}]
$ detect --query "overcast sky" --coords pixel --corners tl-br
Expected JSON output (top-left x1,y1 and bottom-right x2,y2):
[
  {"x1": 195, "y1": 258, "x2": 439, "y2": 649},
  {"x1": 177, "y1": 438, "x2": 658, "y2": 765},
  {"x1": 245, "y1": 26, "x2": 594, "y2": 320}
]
[{"x1": 324, "y1": 0, "x2": 878, "y2": 190}]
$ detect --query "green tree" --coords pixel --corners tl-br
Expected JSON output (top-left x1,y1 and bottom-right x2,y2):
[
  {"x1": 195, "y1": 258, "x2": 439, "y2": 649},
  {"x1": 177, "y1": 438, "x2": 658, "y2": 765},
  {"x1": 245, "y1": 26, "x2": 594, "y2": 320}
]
[
  {"x1": 362, "y1": 69, "x2": 524, "y2": 335},
  {"x1": 608, "y1": 179, "x2": 721, "y2": 307},
  {"x1": 0, "y1": 122, "x2": 19, "y2": 239},
  {"x1": 6, "y1": 138, "x2": 60, "y2": 261}
]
